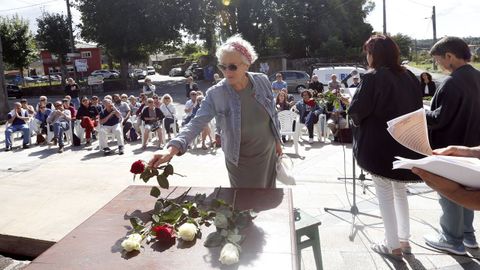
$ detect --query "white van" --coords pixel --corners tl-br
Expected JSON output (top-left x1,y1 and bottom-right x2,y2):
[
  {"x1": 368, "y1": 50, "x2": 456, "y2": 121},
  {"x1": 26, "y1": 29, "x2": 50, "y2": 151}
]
[{"x1": 312, "y1": 66, "x2": 366, "y2": 90}]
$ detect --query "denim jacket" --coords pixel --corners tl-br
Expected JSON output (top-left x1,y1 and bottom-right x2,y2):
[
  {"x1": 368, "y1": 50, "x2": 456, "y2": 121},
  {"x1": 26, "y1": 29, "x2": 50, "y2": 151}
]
[{"x1": 167, "y1": 72, "x2": 281, "y2": 166}]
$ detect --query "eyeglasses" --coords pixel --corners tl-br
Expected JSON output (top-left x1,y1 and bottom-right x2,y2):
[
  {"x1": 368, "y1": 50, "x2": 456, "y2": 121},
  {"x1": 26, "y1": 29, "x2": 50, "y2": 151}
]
[
  {"x1": 39, "y1": 106, "x2": 46, "y2": 109},
  {"x1": 190, "y1": 93, "x2": 197, "y2": 96},
  {"x1": 217, "y1": 64, "x2": 238, "y2": 72},
  {"x1": 163, "y1": 97, "x2": 170, "y2": 100}
]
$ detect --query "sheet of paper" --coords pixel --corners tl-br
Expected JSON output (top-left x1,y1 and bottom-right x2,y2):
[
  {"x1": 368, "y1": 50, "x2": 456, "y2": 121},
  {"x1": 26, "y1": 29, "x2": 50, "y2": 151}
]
[
  {"x1": 393, "y1": 155, "x2": 480, "y2": 189},
  {"x1": 387, "y1": 108, "x2": 432, "y2": 156}
]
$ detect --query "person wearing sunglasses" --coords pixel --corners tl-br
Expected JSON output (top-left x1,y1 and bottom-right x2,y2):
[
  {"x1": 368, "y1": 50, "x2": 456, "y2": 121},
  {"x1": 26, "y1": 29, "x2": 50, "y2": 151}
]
[{"x1": 149, "y1": 34, "x2": 282, "y2": 188}]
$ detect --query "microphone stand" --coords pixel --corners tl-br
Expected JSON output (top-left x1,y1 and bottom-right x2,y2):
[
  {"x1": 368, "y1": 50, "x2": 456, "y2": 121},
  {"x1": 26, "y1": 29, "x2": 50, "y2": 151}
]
[{"x1": 324, "y1": 115, "x2": 380, "y2": 241}]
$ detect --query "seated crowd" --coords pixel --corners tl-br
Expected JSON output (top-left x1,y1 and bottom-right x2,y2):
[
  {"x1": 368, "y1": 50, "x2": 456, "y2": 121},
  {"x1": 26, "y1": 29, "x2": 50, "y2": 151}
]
[{"x1": 3, "y1": 91, "x2": 198, "y2": 155}]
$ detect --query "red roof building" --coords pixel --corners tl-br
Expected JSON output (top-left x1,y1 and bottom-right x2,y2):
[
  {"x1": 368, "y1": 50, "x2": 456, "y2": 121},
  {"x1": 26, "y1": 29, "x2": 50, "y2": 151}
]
[{"x1": 40, "y1": 42, "x2": 102, "y2": 77}]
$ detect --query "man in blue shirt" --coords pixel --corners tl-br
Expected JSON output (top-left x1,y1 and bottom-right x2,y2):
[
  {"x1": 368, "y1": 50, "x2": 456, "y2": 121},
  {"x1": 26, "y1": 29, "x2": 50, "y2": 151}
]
[
  {"x1": 5, "y1": 102, "x2": 31, "y2": 151},
  {"x1": 99, "y1": 99, "x2": 124, "y2": 155},
  {"x1": 271, "y1": 73, "x2": 287, "y2": 95}
]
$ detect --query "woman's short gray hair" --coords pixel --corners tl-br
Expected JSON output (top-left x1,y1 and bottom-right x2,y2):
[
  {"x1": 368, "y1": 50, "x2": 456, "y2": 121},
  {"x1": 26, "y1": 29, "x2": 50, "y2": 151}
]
[{"x1": 216, "y1": 34, "x2": 258, "y2": 65}]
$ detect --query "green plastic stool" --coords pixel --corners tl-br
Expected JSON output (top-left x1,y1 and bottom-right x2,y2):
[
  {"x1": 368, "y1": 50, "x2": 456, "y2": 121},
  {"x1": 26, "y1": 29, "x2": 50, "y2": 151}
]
[{"x1": 294, "y1": 208, "x2": 323, "y2": 270}]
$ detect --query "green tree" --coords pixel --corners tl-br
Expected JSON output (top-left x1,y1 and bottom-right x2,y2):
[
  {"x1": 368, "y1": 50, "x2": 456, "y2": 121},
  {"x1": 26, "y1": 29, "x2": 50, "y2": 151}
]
[
  {"x1": 36, "y1": 12, "x2": 71, "y2": 86},
  {"x1": 392, "y1": 33, "x2": 413, "y2": 60},
  {"x1": 76, "y1": 0, "x2": 196, "y2": 79},
  {"x1": 0, "y1": 15, "x2": 36, "y2": 84},
  {"x1": 0, "y1": 35, "x2": 9, "y2": 120}
]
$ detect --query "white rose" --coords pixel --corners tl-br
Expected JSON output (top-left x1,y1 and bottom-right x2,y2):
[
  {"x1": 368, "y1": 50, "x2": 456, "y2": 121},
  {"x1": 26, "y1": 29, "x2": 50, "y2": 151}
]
[
  {"x1": 121, "y1": 233, "x2": 142, "y2": 252},
  {"x1": 177, "y1": 223, "x2": 197, "y2": 241},
  {"x1": 219, "y1": 243, "x2": 240, "y2": 265}
]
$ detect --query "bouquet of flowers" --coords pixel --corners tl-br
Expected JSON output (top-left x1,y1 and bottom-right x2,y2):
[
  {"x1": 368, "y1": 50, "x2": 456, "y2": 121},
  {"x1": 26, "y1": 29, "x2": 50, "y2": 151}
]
[{"x1": 123, "y1": 160, "x2": 256, "y2": 265}]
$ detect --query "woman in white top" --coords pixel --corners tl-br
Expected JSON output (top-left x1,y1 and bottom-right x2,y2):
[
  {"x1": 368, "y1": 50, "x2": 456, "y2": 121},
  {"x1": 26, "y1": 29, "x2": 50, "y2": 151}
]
[
  {"x1": 142, "y1": 77, "x2": 156, "y2": 98},
  {"x1": 160, "y1": 94, "x2": 177, "y2": 140}
]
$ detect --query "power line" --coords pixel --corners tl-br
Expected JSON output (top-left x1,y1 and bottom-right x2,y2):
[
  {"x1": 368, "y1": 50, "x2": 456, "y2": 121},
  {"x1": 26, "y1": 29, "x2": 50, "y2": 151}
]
[{"x1": 0, "y1": 0, "x2": 61, "y2": 13}]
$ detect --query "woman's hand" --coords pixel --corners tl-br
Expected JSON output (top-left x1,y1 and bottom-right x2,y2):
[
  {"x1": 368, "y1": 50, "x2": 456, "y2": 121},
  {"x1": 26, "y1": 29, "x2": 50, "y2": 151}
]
[
  {"x1": 275, "y1": 141, "x2": 283, "y2": 156},
  {"x1": 148, "y1": 146, "x2": 179, "y2": 168},
  {"x1": 433, "y1": 145, "x2": 480, "y2": 159}
]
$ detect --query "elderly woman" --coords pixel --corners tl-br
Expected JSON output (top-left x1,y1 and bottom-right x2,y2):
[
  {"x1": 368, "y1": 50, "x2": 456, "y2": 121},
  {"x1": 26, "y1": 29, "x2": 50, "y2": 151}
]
[
  {"x1": 149, "y1": 34, "x2": 282, "y2": 188},
  {"x1": 141, "y1": 98, "x2": 165, "y2": 149},
  {"x1": 143, "y1": 78, "x2": 156, "y2": 98},
  {"x1": 159, "y1": 94, "x2": 177, "y2": 140}
]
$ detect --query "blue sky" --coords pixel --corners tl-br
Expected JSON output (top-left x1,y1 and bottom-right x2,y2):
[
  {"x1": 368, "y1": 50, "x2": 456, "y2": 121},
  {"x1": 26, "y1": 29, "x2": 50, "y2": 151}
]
[{"x1": 0, "y1": 0, "x2": 479, "y2": 40}]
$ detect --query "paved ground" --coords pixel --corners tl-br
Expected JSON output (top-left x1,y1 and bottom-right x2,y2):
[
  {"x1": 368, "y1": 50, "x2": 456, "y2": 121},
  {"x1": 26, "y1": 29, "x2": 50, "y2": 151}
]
[{"x1": 1, "y1": 75, "x2": 480, "y2": 270}]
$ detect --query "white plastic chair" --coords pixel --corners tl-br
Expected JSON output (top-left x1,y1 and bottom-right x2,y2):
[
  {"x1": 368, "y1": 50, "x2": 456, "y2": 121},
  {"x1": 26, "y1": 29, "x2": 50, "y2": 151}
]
[
  {"x1": 295, "y1": 113, "x2": 327, "y2": 143},
  {"x1": 192, "y1": 119, "x2": 215, "y2": 149},
  {"x1": 140, "y1": 121, "x2": 159, "y2": 147},
  {"x1": 277, "y1": 110, "x2": 299, "y2": 155},
  {"x1": 46, "y1": 122, "x2": 72, "y2": 148},
  {"x1": 74, "y1": 120, "x2": 86, "y2": 144},
  {"x1": 162, "y1": 117, "x2": 178, "y2": 141}
]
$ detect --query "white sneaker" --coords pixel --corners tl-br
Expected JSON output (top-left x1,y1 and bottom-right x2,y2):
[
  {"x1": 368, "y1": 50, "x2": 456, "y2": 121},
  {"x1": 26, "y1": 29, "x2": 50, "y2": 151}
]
[{"x1": 308, "y1": 138, "x2": 314, "y2": 144}]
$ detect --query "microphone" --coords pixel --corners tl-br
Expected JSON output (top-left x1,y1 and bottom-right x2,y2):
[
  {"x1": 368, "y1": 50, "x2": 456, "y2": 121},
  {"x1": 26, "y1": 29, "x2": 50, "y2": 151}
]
[{"x1": 341, "y1": 70, "x2": 359, "y2": 88}]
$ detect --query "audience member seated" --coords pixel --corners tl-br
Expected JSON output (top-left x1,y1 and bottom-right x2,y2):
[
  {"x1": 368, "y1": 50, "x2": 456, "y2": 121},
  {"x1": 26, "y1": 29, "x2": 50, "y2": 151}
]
[
  {"x1": 326, "y1": 90, "x2": 349, "y2": 139},
  {"x1": 90, "y1": 96, "x2": 103, "y2": 113},
  {"x1": 276, "y1": 91, "x2": 291, "y2": 111},
  {"x1": 33, "y1": 103, "x2": 52, "y2": 144},
  {"x1": 328, "y1": 74, "x2": 341, "y2": 92},
  {"x1": 196, "y1": 96, "x2": 213, "y2": 149},
  {"x1": 36, "y1": 96, "x2": 53, "y2": 110},
  {"x1": 308, "y1": 75, "x2": 324, "y2": 96},
  {"x1": 113, "y1": 94, "x2": 132, "y2": 141},
  {"x1": 20, "y1": 98, "x2": 35, "y2": 116},
  {"x1": 76, "y1": 96, "x2": 100, "y2": 146},
  {"x1": 47, "y1": 101, "x2": 72, "y2": 153},
  {"x1": 182, "y1": 91, "x2": 198, "y2": 126},
  {"x1": 99, "y1": 99, "x2": 124, "y2": 155},
  {"x1": 5, "y1": 102, "x2": 30, "y2": 151},
  {"x1": 128, "y1": 95, "x2": 141, "y2": 115},
  {"x1": 294, "y1": 90, "x2": 324, "y2": 144},
  {"x1": 152, "y1": 94, "x2": 162, "y2": 109},
  {"x1": 140, "y1": 98, "x2": 165, "y2": 149},
  {"x1": 160, "y1": 94, "x2": 177, "y2": 140},
  {"x1": 280, "y1": 88, "x2": 295, "y2": 107}
]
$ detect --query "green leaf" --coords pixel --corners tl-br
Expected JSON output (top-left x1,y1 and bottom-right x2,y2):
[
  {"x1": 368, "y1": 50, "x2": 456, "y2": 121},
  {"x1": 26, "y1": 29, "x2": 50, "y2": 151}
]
[
  {"x1": 235, "y1": 211, "x2": 254, "y2": 230},
  {"x1": 140, "y1": 169, "x2": 151, "y2": 183},
  {"x1": 152, "y1": 167, "x2": 160, "y2": 176},
  {"x1": 129, "y1": 217, "x2": 144, "y2": 232},
  {"x1": 203, "y1": 231, "x2": 224, "y2": 247},
  {"x1": 163, "y1": 164, "x2": 174, "y2": 176},
  {"x1": 150, "y1": 186, "x2": 161, "y2": 198},
  {"x1": 157, "y1": 174, "x2": 169, "y2": 189}
]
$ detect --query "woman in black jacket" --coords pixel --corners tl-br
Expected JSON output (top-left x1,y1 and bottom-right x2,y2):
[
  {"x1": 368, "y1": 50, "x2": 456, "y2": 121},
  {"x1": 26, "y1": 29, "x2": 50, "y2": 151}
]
[
  {"x1": 348, "y1": 35, "x2": 423, "y2": 260},
  {"x1": 420, "y1": 72, "x2": 436, "y2": 97}
]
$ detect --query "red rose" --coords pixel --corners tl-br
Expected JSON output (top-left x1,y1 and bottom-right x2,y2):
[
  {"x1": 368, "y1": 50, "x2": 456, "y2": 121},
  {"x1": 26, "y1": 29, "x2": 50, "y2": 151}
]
[
  {"x1": 152, "y1": 224, "x2": 176, "y2": 245},
  {"x1": 305, "y1": 98, "x2": 316, "y2": 107},
  {"x1": 130, "y1": 160, "x2": 145, "y2": 174}
]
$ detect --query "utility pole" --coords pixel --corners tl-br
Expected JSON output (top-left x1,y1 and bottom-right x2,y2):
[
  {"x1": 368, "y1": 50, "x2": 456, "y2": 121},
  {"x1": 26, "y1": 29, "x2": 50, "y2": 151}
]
[
  {"x1": 432, "y1": 5, "x2": 437, "y2": 70},
  {"x1": 0, "y1": 35, "x2": 10, "y2": 120},
  {"x1": 383, "y1": 0, "x2": 387, "y2": 35},
  {"x1": 66, "y1": 0, "x2": 77, "y2": 81}
]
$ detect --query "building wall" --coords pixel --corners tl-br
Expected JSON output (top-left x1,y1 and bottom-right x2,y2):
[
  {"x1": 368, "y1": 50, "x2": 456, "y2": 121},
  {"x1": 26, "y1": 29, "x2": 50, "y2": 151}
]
[{"x1": 40, "y1": 47, "x2": 102, "y2": 77}]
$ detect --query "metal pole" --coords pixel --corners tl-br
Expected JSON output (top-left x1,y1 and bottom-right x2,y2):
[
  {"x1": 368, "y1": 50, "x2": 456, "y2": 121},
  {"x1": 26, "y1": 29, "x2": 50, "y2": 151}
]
[
  {"x1": 383, "y1": 0, "x2": 387, "y2": 35},
  {"x1": 66, "y1": 0, "x2": 78, "y2": 81},
  {"x1": 432, "y1": 5, "x2": 437, "y2": 70}
]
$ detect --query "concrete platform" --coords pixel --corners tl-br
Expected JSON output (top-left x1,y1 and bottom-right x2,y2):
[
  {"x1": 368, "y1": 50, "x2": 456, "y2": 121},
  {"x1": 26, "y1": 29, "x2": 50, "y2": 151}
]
[{"x1": 1, "y1": 109, "x2": 480, "y2": 269}]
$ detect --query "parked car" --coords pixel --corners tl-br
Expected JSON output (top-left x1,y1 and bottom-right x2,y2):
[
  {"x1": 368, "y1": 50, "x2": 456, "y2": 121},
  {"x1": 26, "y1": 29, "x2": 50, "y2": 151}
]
[
  {"x1": 6, "y1": 84, "x2": 21, "y2": 99},
  {"x1": 146, "y1": 66, "x2": 156, "y2": 75},
  {"x1": 90, "y1": 69, "x2": 119, "y2": 79},
  {"x1": 184, "y1": 63, "x2": 204, "y2": 80},
  {"x1": 133, "y1": 69, "x2": 147, "y2": 79},
  {"x1": 109, "y1": 70, "x2": 120, "y2": 77},
  {"x1": 169, "y1": 67, "x2": 184, "y2": 77},
  {"x1": 311, "y1": 66, "x2": 366, "y2": 90},
  {"x1": 269, "y1": 70, "x2": 310, "y2": 94}
]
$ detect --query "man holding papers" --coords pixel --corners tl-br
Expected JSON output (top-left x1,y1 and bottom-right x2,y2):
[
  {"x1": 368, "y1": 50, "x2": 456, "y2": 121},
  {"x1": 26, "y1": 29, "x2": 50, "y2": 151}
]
[{"x1": 423, "y1": 37, "x2": 480, "y2": 255}]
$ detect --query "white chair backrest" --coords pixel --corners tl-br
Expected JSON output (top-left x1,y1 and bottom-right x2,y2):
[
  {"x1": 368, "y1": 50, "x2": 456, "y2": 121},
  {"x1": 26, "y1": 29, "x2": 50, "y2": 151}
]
[{"x1": 278, "y1": 110, "x2": 297, "y2": 133}]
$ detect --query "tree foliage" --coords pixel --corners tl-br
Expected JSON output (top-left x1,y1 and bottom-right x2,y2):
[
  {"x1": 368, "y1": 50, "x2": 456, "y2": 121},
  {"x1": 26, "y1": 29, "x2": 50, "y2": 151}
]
[
  {"x1": 0, "y1": 16, "x2": 36, "y2": 77},
  {"x1": 392, "y1": 33, "x2": 413, "y2": 60},
  {"x1": 36, "y1": 12, "x2": 71, "y2": 85},
  {"x1": 76, "y1": 0, "x2": 199, "y2": 77}
]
